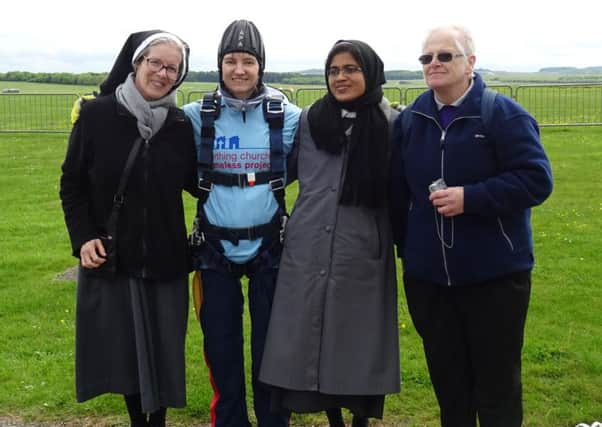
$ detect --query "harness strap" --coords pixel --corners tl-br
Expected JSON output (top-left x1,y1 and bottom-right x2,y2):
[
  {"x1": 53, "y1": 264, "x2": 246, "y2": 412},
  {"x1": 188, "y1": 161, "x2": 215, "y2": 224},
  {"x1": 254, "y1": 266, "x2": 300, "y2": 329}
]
[
  {"x1": 262, "y1": 94, "x2": 287, "y2": 210},
  {"x1": 196, "y1": 92, "x2": 287, "y2": 204},
  {"x1": 198, "y1": 91, "x2": 220, "y2": 170},
  {"x1": 202, "y1": 211, "x2": 282, "y2": 245},
  {"x1": 480, "y1": 88, "x2": 497, "y2": 132},
  {"x1": 191, "y1": 91, "x2": 288, "y2": 255},
  {"x1": 232, "y1": 236, "x2": 283, "y2": 276},
  {"x1": 263, "y1": 95, "x2": 285, "y2": 175},
  {"x1": 198, "y1": 170, "x2": 273, "y2": 189}
]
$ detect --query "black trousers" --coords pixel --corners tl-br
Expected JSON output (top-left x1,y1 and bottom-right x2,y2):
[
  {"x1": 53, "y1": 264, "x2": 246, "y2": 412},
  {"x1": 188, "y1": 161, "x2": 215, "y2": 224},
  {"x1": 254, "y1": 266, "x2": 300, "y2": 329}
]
[
  {"x1": 404, "y1": 270, "x2": 531, "y2": 427},
  {"x1": 199, "y1": 264, "x2": 287, "y2": 427}
]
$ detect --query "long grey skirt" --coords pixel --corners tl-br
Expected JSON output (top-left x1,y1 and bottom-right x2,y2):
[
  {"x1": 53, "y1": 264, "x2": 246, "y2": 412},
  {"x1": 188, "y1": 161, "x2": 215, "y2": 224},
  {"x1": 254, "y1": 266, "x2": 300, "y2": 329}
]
[{"x1": 75, "y1": 267, "x2": 189, "y2": 413}]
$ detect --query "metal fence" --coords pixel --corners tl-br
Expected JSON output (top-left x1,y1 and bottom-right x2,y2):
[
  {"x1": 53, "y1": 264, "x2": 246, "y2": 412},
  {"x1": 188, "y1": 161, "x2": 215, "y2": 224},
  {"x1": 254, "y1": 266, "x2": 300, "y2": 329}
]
[
  {"x1": 0, "y1": 93, "x2": 80, "y2": 132},
  {"x1": 2, "y1": 84, "x2": 602, "y2": 132},
  {"x1": 515, "y1": 84, "x2": 602, "y2": 126}
]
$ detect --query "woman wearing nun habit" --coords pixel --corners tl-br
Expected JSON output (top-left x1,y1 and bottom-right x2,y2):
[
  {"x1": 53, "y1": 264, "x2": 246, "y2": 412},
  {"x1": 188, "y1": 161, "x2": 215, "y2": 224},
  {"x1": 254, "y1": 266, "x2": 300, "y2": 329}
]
[
  {"x1": 60, "y1": 30, "x2": 196, "y2": 427},
  {"x1": 259, "y1": 40, "x2": 401, "y2": 427}
]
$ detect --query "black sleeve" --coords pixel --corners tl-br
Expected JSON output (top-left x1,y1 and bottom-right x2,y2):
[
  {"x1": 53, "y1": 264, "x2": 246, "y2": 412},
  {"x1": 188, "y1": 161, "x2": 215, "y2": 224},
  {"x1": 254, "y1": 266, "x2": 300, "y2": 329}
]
[
  {"x1": 182, "y1": 118, "x2": 200, "y2": 198},
  {"x1": 59, "y1": 111, "x2": 96, "y2": 257},
  {"x1": 388, "y1": 112, "x2": 410, "y2": 257}
]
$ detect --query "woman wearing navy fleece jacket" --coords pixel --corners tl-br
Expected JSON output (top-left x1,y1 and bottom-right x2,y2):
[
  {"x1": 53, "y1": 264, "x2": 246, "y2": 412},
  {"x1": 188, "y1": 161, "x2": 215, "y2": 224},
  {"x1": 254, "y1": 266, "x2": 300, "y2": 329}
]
[{"x1": 390, "y1": 25, "x2": 552, "y2": 427}]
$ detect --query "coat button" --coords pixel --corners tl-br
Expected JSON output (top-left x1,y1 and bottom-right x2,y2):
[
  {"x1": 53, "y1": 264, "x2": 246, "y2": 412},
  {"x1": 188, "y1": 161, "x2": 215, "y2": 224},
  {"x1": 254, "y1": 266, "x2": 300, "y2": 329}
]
[
  {"x1": 319, "y1": 269, "x2": 326, "y2": 276},
  {"x1": 325, "y1": 225, "x2": 332, "y2": 232}
]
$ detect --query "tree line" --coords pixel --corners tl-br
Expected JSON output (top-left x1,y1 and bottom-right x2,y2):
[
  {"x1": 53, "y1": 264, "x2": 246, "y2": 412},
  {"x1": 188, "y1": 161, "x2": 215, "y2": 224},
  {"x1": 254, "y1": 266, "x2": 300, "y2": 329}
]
[{"x1": 0, "y1": 70, "x2": 423, "y2": 86}]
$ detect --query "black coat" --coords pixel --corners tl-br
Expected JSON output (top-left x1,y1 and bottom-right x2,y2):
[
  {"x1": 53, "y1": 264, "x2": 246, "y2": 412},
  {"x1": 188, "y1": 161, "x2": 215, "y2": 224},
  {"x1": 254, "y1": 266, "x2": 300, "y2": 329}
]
[{"x1": 60, "y1": 94, "x2": 197, "y2": 280}]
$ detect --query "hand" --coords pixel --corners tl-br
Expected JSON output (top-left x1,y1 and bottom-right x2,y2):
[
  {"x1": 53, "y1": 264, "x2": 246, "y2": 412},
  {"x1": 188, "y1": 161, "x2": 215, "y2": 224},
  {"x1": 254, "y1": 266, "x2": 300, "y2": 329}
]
[
  {"x1": 79, "y1": 238, "x2": 107, "y2": 269},
  {"x1": 429, "y1": 186, "x2": 464, "y2": 217}
]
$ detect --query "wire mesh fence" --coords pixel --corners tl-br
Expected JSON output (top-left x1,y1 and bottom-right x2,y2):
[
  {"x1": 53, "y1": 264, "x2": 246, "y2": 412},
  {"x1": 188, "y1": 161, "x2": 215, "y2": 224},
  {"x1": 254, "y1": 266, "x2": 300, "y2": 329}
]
[
  {"x1": 0, "y1": 93, "x2": 79, "y2": 133},
  {"x1": 1, "y1": 84, "x2": 601, "y2": 132},
  {"x1": 516, "y1": 84, "x2": 602, "y2": 126}
]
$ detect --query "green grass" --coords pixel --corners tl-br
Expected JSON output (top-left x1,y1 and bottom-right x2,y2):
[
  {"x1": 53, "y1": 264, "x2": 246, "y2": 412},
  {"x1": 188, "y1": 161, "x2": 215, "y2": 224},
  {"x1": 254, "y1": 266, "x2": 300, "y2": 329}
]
[{"x1": 0, "y1": 128, "x2": 601, "y2": 426}]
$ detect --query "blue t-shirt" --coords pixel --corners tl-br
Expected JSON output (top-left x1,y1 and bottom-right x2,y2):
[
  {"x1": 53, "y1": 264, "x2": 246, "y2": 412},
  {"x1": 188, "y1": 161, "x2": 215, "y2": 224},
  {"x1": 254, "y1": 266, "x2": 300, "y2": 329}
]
[{"x1": 183, "y1": 88, "x2": 301, "y2": 263}]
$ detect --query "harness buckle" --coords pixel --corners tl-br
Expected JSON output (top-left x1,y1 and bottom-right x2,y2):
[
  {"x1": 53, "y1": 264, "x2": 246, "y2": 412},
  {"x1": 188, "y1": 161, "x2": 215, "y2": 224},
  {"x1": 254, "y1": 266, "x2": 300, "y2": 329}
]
[
  {"x1": 269, "y1": 177, "x2": 285, "y2": 192},
  {"x1": 265, "y1": 95, "x2": 285, "y2": 115},
  {"x1": 113, "y1": 194, "x2": 124, "y2": 205},
  {"x1": 198, "y1": 178, "x2": 214, "y2": 192},
  {"x1": 200, "y1": 93, "x2": 220, "y2": 114}
]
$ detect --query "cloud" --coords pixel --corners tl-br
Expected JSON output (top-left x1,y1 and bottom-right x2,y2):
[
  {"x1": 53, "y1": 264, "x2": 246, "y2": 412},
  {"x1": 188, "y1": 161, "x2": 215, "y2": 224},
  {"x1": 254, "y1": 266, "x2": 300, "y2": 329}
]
[{"x1": 2, "y1": 0, "x2": 601, "y2": 73}]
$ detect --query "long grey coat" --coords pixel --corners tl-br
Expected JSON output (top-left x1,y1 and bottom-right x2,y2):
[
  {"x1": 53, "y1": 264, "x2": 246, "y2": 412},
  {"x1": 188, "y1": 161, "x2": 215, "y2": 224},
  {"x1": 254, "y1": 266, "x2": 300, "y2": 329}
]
[{"x1": 259, "y1": 101, "x2": 400, "y2": 395}]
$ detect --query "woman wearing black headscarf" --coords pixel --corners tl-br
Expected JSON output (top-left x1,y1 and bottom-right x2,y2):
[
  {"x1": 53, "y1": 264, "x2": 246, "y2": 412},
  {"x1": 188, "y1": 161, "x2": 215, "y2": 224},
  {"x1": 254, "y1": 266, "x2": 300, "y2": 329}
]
[
  {"x1": 60, "y1": 30, "x2": 195, "y2": 427},
  {"x1": 259, "y1": 40, "x2": 400, "y2": 426}
]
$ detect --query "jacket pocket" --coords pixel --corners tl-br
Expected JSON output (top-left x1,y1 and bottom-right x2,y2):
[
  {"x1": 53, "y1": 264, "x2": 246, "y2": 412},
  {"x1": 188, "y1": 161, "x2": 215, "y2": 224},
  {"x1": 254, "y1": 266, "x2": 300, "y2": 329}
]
[{"x1": 333, "y1": 208, "x2": 382, "y2": 260}]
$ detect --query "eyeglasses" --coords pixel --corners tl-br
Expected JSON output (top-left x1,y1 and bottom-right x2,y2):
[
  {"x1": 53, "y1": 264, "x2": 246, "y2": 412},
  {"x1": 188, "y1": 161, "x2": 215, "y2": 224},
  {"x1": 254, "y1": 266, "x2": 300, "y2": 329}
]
[
  {"x1": 327, "y1": 65, "x2": 362, "y2": 78},
  {"x1": 418, "y1": 52, "x2": 465, "y2": 65},
  {"x1": 144, "y1": 57, "x2": 179, "y2": 80}
]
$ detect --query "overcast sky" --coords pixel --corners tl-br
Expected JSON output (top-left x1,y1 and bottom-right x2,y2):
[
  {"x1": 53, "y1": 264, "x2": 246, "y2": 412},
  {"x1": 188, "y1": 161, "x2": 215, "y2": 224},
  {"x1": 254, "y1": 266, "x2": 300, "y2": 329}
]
[{"x1": 1, "y1": 0, "x2": 600, "y2": 74}]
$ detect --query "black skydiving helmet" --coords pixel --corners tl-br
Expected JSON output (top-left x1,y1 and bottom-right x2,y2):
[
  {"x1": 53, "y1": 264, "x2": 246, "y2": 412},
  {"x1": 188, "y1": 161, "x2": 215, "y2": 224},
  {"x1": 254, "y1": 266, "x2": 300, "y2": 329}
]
[{"x1": 217, "y1": 19, "x2": 265, "y2": 85}]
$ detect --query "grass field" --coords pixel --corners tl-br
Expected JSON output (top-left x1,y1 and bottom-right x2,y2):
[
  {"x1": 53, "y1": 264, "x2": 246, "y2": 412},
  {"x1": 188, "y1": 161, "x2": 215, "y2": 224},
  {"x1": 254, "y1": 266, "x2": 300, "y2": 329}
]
[{"x1": 0, "y1": 126, "x2": 601, "y2": 426}]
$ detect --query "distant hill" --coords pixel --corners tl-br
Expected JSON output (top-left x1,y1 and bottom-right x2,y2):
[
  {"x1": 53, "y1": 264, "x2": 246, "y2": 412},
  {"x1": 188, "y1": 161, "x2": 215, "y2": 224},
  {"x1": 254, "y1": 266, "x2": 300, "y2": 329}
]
[
  {"x1": 298, "y1": 69, "x2": 323, "y2": 75},
  {"x1": 467, "y1": 67, "x2": 602, "y2": 84},
  {"x1": 539, "y1": 66, "x2": 602, "y2": 74}
]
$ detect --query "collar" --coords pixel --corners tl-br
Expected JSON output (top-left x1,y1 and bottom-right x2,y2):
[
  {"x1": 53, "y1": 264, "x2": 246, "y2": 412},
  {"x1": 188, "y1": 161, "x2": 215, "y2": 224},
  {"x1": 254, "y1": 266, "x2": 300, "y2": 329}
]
[
  {"x1": 434, "y1": 78, "x2": 475, "y2": 110},
  {"x1": 219, "y1": 85, "x2": 267, "y2": 112}
]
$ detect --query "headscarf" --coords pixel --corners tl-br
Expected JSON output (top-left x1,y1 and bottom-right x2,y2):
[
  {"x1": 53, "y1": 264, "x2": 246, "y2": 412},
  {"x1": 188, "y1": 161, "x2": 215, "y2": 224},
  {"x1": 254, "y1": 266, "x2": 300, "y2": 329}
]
[
  {"x1": 308, "y1": 40, "x2": 390, "y2": 208},
  {"x1": 99, "y1": 30, "x2": 190, "y2": 96},
  {"x1": 101, "y1": 30, "x2": 190, "y2": 139}
]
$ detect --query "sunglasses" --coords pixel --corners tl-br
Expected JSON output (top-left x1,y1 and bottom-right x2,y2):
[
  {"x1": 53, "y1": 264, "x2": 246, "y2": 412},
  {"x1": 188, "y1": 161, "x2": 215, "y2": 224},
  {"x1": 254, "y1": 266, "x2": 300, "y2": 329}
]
[{"x1": 418, "y1": 52, "x2": 465, "y2": 65}]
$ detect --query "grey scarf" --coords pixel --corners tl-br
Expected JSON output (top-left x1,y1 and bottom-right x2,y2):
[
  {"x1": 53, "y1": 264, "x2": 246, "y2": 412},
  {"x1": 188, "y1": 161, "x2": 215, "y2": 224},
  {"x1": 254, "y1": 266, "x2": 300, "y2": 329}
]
[{"x1": 115, "y1": 73, "x2": 176, "y2": 140}]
